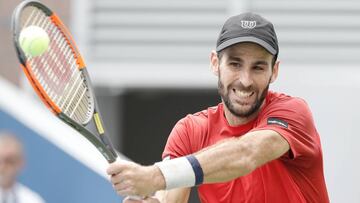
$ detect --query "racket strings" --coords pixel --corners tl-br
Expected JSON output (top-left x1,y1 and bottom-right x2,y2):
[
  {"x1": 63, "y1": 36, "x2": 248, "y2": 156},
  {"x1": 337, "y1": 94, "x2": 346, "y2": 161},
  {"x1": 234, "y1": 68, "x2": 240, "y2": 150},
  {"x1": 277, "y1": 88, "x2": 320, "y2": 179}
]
[{"x1": 21, "y1": 6, "x2": 93, "y2": 124}]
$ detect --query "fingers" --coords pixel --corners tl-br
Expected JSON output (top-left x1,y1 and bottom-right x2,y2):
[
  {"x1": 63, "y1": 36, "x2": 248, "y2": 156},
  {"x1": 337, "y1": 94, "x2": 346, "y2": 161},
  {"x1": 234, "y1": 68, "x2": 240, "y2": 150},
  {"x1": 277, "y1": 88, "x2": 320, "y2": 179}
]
[
  {"x1": 122, "y1": 196, "x2": 142, "y2": 203},
  {"x1": 107, "y1": 162, "x2": 119, "y2": 175},
  {"x1": 108, "y1": 162, "x2": 139, "y2": 197},
  {"x1": 116, "y1": 187, "x2": 136, "y2": 197},
  {"x1": 110, "y1": 172, "x2": 122, "y2": 185},
  {"x1": 107, "y1": 159, "x2": 130, "y2": 175},
  {"x1": 107, "y1": 161, "x2": 160, "y2": 197},
  {"x1": 142, "y1": 197, "x2": 161, "y2": 203},
  {"x1": 111, "y1": 174, "x2": 137, "y2": 196},
  {"x1": 123, "y1": 196, "x2": 160, "y2": 203}
]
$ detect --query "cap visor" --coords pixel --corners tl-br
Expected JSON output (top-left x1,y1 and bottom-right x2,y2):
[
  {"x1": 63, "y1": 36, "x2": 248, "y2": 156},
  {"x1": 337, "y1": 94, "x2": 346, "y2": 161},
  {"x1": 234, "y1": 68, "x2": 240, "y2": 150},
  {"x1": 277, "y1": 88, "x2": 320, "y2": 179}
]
[{"x1": 216, "y1": 36, "x2": 277, "y2": 55}]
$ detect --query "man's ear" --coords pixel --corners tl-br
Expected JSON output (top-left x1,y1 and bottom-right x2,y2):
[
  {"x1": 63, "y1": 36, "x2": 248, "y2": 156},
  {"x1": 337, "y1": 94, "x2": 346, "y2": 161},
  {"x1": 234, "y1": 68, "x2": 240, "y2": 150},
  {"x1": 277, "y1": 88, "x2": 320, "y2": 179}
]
[
  {"x1": 210, "y1": 50, "x2": 219, "y2": 76},
  {"x1": 270, "y1": 60, "x2": 280, "y2": 83}
]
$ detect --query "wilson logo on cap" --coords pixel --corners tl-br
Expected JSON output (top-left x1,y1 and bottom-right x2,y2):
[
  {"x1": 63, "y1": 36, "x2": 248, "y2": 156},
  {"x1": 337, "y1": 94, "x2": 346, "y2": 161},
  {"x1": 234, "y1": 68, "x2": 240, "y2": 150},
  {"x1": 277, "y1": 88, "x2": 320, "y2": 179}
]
[{"x1": 241, "y1": 20, "x2": 256, "y2": 29}]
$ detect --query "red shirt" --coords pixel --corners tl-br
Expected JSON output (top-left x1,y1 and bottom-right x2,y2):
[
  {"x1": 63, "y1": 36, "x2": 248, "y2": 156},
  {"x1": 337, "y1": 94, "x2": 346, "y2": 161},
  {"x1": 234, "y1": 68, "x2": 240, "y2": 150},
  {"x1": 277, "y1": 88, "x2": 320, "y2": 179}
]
[{"x1": 162, "y1": 91, "x2": 329, "y2": 203}]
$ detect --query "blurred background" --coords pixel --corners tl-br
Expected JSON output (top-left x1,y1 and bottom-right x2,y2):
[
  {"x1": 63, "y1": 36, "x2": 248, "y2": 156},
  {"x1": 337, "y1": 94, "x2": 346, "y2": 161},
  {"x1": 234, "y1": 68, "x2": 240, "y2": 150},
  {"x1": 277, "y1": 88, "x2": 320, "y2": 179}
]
[{"x1": 1, "y1": 0, "x2": 360, "y2": 202}]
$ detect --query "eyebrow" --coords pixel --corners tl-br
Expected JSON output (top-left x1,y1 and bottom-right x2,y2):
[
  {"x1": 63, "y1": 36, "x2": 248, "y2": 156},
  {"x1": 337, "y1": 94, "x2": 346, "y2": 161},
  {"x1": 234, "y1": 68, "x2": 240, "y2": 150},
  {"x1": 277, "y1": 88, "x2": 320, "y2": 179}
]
[
  {"x1": 227, "y1": 56, "x2": 269, "y2": 66},
  {"x1": 253, "y1": 61, "x2": 269, "y2": 66},
  {"x1": 227, "y1": 56, "x2": 243, "y2": 62}
]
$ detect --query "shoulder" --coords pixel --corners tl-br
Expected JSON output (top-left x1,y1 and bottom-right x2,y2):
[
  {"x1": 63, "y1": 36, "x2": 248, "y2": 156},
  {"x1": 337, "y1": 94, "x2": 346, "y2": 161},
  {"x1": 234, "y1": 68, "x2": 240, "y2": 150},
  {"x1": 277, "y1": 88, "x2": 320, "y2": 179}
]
[
  {"x1": 163, "y1": 104, "x2": 221, "y2": 158},
  {"x1": 255, "y1": 92, "x2": 320, "y2": 160},
  {"x1": 263, "y1": 91, "x2": 312, "y2": 116},
  {"x1": 256, "y1": 91, "x2": 317, "y2": 138},
  {"x1": 16, "y1": 183, "x2": 45, "y2": 203},
  {"x1": 267, "y1": 91, "x2": 308, "y2": 107},
  {"x1": 182, "y1": 104, "x2": 221, "y2": 126},
  {"x1": 174, "y1": 104, "x2": 222, "y2": 138}
]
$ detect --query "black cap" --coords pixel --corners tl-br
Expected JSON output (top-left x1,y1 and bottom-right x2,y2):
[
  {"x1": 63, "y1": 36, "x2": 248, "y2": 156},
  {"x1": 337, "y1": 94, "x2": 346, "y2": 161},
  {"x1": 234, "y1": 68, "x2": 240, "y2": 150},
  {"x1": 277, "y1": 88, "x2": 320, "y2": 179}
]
[{"x1": 216, "y1": 12, "x2": 278, "y2": 56}]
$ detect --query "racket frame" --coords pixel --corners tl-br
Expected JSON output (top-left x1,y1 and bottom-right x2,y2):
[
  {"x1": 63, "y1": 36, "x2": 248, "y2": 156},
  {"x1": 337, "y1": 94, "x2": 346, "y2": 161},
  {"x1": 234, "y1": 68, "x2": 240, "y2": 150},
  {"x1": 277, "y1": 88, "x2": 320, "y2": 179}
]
[{"x1": 12, "y1": 0, "x2": 117, "y2": 163}]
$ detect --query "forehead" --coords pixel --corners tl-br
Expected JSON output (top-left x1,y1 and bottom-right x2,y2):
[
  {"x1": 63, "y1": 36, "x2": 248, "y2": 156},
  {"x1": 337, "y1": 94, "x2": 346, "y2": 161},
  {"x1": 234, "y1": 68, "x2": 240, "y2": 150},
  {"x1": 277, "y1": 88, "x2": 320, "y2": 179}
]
[{"x1": 221, "y1": 42, "x2": 273, "y2": 60}]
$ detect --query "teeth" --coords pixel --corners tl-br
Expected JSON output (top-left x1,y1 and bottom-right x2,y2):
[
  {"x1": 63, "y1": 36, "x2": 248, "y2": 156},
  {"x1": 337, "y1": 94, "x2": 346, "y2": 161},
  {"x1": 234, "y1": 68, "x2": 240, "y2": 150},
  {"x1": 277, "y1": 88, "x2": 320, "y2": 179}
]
[{"x1": 234, "y1": 89, "x2": 253, "y2": 98}]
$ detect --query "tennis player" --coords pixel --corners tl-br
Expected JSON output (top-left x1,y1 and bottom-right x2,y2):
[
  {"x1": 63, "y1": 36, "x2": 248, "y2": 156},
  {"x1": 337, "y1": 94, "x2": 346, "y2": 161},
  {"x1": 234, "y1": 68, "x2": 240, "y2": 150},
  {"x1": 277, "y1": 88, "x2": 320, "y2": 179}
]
[{"x1": 107, "y1": 12, "x2": 330, "y2": 203}]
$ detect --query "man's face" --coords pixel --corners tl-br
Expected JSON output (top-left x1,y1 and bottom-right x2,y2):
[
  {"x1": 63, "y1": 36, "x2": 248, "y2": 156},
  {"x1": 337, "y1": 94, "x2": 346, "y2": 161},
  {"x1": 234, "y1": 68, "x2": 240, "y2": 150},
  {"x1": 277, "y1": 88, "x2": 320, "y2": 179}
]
[
  {"x1": 0, "y1": 140, "x2": 23, "y2": 188},
  {"x1": 214, "y1": 42, "x2": 278, "y2": 118}
]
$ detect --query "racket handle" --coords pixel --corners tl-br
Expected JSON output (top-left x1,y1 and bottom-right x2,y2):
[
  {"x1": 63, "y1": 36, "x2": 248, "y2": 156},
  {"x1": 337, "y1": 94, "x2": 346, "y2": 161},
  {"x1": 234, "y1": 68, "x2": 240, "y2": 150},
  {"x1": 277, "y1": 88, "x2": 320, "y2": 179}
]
[{"x1": 100, "y1": 134, "x2": 118, "y2": 162}]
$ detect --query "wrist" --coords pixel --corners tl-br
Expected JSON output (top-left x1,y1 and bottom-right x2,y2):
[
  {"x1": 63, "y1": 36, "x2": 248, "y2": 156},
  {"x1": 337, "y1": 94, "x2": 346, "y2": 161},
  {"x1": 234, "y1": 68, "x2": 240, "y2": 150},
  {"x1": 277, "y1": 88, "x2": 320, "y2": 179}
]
[
  {"x1": 155, "y1": 155, "x2": 204, "y2": 190},
  {"x1": 151, "y1": 165, "x2": 166, "y2": 191}
]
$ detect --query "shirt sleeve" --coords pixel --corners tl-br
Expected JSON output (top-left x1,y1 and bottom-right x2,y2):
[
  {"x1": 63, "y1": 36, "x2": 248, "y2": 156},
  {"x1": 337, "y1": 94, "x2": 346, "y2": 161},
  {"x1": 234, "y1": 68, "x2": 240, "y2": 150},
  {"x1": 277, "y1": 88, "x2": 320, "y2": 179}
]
[
  {"x1": 251, "y1": 97, "x2": 321, "y2": 166},
  {"x1": 162, "y1": 117, "x2": 193, "y2": 160}
]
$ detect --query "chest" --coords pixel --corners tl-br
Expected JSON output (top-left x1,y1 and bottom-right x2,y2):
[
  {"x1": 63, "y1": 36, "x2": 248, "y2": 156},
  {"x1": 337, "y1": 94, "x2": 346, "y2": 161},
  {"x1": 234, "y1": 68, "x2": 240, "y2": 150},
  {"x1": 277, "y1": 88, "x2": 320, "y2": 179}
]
[
  {"x1": 197, "y1": 121, "x2": 256, "y2": 150},
  {"x1": 197, "y1": 160, "x2": 305, "y2": 203}
]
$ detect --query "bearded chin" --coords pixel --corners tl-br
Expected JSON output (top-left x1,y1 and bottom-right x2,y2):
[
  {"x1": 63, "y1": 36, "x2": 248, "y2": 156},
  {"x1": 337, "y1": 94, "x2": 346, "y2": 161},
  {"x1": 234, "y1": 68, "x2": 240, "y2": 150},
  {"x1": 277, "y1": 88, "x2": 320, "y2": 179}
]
[{"x1": 218, "y1": 79, "x2": 269, "y2": 118}]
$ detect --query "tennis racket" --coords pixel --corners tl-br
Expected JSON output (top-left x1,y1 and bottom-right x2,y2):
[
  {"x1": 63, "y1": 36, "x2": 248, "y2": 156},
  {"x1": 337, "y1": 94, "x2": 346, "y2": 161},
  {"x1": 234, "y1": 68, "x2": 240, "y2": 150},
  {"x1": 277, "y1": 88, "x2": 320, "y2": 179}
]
[{"x1": 12, "y1": 0, "x2": 118, "y2": 163}]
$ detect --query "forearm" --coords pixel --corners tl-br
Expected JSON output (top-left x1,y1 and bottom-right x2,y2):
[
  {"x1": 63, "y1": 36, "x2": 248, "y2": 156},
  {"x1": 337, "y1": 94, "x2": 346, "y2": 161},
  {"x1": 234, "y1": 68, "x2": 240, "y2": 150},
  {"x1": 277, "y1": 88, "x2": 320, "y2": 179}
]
[
  {"x1": 195, "y1": 137, "x2": 256, "y2": 183},
  {"x1": 198, "y1": 130, "x2": 289, "y2": 183},
  {"x1": 156, "y1": 130, "x2": 289, "y2": 190},
  {"x1": 107, "y1": 130, "x2": 289, "y2": 197}
]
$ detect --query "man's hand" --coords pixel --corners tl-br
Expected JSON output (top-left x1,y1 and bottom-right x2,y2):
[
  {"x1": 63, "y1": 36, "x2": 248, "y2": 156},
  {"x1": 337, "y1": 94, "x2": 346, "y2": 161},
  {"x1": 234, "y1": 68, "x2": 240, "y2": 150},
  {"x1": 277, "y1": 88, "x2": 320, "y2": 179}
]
[
  {"x1": 123, "y1": 196, "x2": 160, "y2": 203},
  {"x1": 107, "y1": 160, "x2": 165, "y2": 197}
]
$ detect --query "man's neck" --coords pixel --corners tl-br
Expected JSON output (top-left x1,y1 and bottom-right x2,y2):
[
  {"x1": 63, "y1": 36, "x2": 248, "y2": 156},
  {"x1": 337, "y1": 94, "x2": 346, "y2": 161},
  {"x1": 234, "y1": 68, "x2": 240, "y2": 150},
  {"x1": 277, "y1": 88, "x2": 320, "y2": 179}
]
[
  {"x1": 223, "y1": 101, "x2": 265, "y2": 126},
  {"x1": 0, "y1": 182, "x2": 15, "y2": 191}
]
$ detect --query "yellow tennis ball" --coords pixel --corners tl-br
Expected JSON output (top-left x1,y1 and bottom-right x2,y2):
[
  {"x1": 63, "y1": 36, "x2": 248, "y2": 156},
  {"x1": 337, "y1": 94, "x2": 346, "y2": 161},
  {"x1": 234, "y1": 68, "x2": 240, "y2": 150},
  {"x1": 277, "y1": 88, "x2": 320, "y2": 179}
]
[{"x1": 19, "y1": 26, "x2": 50, "y2": 57}]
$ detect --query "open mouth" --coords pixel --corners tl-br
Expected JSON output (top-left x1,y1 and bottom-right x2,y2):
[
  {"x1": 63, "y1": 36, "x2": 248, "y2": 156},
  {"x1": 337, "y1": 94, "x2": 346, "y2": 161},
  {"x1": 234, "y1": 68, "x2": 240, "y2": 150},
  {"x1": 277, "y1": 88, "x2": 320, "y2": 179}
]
[{"x1": 232, "y1": 89, "x2": 254, "y2": 99}]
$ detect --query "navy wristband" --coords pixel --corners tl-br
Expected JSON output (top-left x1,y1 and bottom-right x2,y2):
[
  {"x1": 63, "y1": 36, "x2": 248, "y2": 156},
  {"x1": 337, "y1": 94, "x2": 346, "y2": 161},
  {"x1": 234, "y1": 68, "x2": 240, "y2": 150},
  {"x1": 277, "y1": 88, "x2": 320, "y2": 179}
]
[{"x1": 186, "y1": 155, "x2": 204, "y2": 185}]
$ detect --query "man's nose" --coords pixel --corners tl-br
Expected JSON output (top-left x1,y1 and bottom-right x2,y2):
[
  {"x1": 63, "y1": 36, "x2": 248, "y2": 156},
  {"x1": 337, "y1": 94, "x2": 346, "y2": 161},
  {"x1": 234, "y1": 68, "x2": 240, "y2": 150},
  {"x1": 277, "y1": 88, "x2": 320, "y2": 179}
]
[{"x1": 238, "y1": 70, "x2": 253, "y2": 88}]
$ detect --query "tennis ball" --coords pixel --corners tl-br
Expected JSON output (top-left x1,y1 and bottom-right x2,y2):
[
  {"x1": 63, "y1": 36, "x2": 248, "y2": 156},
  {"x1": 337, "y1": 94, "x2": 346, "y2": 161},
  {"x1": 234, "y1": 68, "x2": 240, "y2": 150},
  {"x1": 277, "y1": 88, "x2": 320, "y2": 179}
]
[{"x1": 19, "y1": 26, "x2": 50, "y2": 57}]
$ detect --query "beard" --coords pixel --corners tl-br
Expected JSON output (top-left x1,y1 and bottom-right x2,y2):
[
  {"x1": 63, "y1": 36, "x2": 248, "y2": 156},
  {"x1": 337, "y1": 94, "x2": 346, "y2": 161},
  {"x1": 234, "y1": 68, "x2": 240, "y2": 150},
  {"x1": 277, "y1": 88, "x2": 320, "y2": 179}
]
[{"x1": 218, "y1": 75, "x2": 270, "y2": 118}]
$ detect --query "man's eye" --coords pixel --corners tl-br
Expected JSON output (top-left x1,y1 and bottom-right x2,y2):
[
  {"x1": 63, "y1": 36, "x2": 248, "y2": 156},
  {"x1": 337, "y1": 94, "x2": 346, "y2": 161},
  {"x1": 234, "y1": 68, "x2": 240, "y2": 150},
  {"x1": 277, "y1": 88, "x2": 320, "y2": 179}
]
[
  {"x1": 254, "y1": 66, "x2": 264, "y2": 71},
  {"x1": 230, "y1": 62, "x2": 241, "y2": 67}
]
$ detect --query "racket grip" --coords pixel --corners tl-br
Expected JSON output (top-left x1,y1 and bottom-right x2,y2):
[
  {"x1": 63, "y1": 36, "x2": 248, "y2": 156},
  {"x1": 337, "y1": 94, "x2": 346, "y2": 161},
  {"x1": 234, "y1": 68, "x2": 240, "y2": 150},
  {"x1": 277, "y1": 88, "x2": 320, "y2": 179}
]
[{"x1": 100, "y1": 134, "x2": 118, "y2": 162}]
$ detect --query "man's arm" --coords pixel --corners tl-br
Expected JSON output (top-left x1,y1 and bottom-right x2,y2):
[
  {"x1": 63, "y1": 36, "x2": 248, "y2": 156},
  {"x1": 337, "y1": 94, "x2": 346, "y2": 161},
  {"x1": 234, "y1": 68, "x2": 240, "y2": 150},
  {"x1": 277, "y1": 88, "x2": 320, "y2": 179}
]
[
  {"x1": 107, "y1": 129, "x2": 289, "y2": 196},
  {"x1": 195, "y1": 129, "x2": 289, "y2": 183}
]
